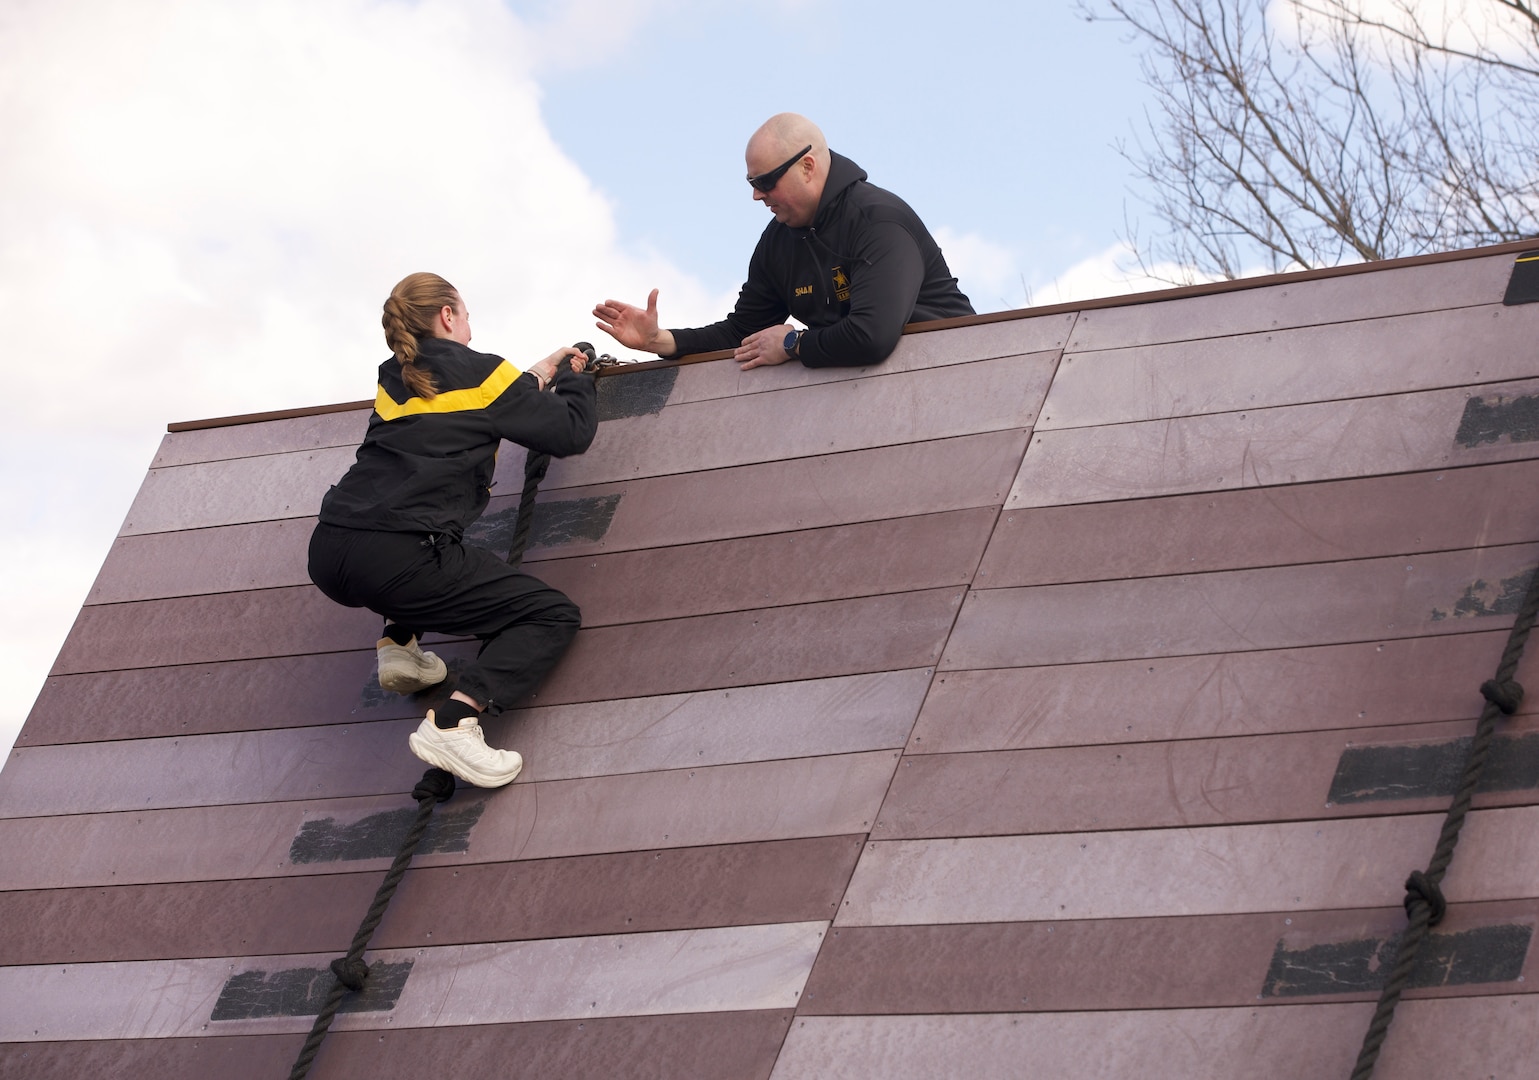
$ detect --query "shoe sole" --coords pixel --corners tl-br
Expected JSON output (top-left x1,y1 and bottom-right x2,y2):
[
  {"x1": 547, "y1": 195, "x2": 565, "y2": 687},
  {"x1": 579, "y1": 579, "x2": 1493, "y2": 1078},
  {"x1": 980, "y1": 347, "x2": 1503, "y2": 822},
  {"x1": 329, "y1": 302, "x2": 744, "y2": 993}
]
[
  {"x1": 379, "y1": 658, "x2": 448, "y2": 694},
  {"x1": 408, "y1": 730, "x2": 522, "y2": 788}
]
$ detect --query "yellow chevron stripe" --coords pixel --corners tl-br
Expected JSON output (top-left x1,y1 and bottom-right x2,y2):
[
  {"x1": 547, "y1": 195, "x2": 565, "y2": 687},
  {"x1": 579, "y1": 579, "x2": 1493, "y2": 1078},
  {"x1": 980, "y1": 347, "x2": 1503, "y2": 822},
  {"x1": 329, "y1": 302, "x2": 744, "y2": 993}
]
[
  {"x1": 374, "y1": 360, "x2": 523, "y2": 420},
  {"x1": 1517, "y1": 254, "x2": 1539, "y2": 263}
]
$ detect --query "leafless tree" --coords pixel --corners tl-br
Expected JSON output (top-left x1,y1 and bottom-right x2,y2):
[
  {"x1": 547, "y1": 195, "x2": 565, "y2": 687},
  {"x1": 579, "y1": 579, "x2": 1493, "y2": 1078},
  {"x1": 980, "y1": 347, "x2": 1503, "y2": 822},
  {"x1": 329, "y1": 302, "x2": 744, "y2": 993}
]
[{"x1": 1086, "y1": 0, "x2": 1539, "y2": 280}]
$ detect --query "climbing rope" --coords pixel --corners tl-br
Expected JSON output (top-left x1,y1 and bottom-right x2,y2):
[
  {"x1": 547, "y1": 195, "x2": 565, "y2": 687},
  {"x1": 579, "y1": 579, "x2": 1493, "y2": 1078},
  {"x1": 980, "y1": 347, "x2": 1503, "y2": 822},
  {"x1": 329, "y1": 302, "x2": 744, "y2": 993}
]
[
  {"x1": 505, "y1": 344, "x2": 621, "y2": 568},
  {"x1": 506, "y1": 446, "x2": 549, "y2": 569},
  {"x1": 289, "y1": 346, "x2": 632, "y2": 1076},
  {"x1": 286, "y1": 767, "x2": 456, "y2": 1080},
  {"x1": 1348, "y1": 564, "x2": 1539, "y2": 1079},
  {"x1": 585, "y1": 349, "x2": 628, "y2": 372}
]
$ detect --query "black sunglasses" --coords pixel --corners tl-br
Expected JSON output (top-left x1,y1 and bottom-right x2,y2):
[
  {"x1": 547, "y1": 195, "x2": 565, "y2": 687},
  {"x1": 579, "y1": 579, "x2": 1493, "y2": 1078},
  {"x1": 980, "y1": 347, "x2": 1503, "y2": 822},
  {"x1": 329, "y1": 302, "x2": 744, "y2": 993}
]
[{"x1": 748, "y1": 144, "x2": 812, "y2": 193}]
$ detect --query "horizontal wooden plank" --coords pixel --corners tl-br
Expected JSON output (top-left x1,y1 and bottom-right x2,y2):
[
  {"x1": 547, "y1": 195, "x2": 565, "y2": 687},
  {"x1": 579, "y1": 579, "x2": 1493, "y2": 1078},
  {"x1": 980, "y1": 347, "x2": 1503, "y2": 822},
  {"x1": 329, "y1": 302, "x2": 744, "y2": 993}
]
[
  {"x1": 801, "y1": 899, "x2": 1537, "y2": 1014},
  {"x1": 909, "y1": 633, "x2": 1537, "y2": 754},
  {"x1": 52, "y1": 588, "x2": 959, "y2": 718},
  {"x1": 373, "y1": 837, "x2": 854, "y2": 950},
  {"x1": 24, "y1": 589, "x2": 953, "y2": 746},
  {"x1": 118, "y1": 445, "x2": 360, "y2": 536},
  {"x1": 93, "y1": 504, "x2": 572, "y2": 606},
  {"x1": 662, "y1": 314, "x2": 1074, "y2": 408},
  {"x1": 51, "y1": 585, "x2": 375, "y2": 675},
  {"x1": 0, "y1": 719, "x2": 424, "y2": 816},
  {"x1": 478, "y1": 587, "x2": 963, "y2": 707},
  {"x1": 0, "y1": 835, "x2": 862, "y2": 965},
  {"x1": 310, "y1": 1011, "x2": 790, "y2": 1080},
  {"x1": 2, "y1": 670, "x2": 926, "y2": 814},
  {"x1": 942, "y1": 544, "x2": 1539, "y2": 670},
  {"x1": 90, "y1": 428, "x2": 1028, "y2": 603},
  {"x1": 87, "y1": 518, "x2": 316, "y2": 605},
  {"x1": 336, "y1": 749, "x2": 897, "y2": 865},
  {"x1": 498, "y1": 669, "x2": 926, "y2": 783},
  {"x1": 521, "y1": 428, "x2": 1028, "y2": 558},
  {"x1": 0, "y1": 751, "x2": 898, "y2": 889},
  {"x1": 1041, "y1": 302, "x2": 1539, "y2": 430},
  {"x1": 21, "y1": 651, "x2": 398, "y2": 746},
  {"x1": 979, "y1": 460, "x2": 1539, "y2": 588},
  {"x1": 119, "y1": 415, "x2": 1027, "y2": 559},
  {"x1": 19, "y1": 646, "x2": 926, "y2": 758},
  {"x1": 533, "y1": 508, "x2": 995, "y2": 626},
  {"x1": 0, "y1": 1012, "x2": 791, "y2": 1080},
  {"x1": 1009, "y1": 377, "x2": 1539, "y2": 510},
  {"x1": 150, "y1": 408, "x2": 369, "y2": 468},
  {"x1": 835, "y1": 805, "x2": 1539, "y2": 925},
  {"x1": 0, "y1": 874, "x2": 386, "y2": 967},
  {"x1": 89, "y1": 505, "x2": 993, "y2": 618},
  {"x1": 127, "y1": 440, "x2": 530, "y2": 539},
  {"x1": 135, "y1": 422, "x2": 1008, "y2": 564},
  {"x1": 769, "y1": 996, "x2": 1538, "y2": 1080},
  {"x1": 57, "y1": 579, "x2": 960, "y2": 678},
  {"x1": 1003, "y1": 378, "x2": 1539, "y2": 513},
  {"x1": 0, "y1": 921, "x2": 825, "y2": 1040},
  {"x1": 541, "y1": 353, "x2": 1056, "y2": 489},
  {"x1": 0, "y1": 1035, "x2": 298, "y2": 1080},
  {"x1": 874, "y1": 717, "x2": 1539, "y2": 840},
  {"x1": 1063, "y1": 251, "x2": 1515, "y2": 352}
]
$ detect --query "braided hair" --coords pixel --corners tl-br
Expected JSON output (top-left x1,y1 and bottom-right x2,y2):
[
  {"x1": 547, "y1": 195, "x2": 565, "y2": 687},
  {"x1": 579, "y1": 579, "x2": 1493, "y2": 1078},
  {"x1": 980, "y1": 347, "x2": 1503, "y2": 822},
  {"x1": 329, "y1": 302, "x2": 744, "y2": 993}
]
[{"x1": 382, "y1": 272, "x2": 461, "y2": 399}]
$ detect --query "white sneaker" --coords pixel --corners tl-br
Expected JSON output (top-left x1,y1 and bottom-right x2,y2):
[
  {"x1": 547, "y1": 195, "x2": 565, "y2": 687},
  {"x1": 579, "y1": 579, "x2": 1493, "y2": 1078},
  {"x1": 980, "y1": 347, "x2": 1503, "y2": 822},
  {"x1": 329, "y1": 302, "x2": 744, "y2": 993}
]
[
  {"x1": 377, "y1": 637, "x2": 448, "y2": 694},
  {"x1": 407, "y1": 711, "x2": 523, "y2": 788}
]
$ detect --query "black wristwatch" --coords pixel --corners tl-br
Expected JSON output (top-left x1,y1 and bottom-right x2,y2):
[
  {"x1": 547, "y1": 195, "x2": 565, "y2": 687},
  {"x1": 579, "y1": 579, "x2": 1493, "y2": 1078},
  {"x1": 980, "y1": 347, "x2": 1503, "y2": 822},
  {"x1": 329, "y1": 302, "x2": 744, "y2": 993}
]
[{"x1": 783, "y1": 328, "x2": 802, "y2": 357}]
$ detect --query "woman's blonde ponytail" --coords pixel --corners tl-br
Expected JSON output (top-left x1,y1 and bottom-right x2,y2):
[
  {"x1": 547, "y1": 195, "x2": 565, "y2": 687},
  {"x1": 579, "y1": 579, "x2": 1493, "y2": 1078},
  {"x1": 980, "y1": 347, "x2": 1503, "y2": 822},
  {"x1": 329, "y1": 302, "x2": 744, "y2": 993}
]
[{"x1": 382, "y1": 272, "x2": 461, "y2": 400}]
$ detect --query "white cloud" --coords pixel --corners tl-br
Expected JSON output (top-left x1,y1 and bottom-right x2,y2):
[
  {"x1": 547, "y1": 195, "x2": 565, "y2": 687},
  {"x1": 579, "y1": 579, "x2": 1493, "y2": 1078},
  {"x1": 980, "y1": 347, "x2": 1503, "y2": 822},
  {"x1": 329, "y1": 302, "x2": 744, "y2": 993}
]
[
  {"x1": 933, "y1": 225, "x2": 1027, "y2": 313},
  {"x1": 0, "y1": 0, "x2": 724, "y2": 753},
  {"x1": 934, "y1": 228, "x2": 1223, "y2": 313},
  {"x1": 1030, "y1": 241, "x2": 1227, "y2": 306}
]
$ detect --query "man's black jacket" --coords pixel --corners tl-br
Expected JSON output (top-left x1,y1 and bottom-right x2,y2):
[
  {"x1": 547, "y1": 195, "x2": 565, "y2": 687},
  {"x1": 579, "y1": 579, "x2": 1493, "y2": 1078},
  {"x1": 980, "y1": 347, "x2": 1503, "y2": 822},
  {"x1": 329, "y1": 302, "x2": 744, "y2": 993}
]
[
  {"x1": 668, "y1": 151, "x2": 973, "y2": 367},
  {"x1": 319, "y1": 336, "x2": 596, "y2": 540}
]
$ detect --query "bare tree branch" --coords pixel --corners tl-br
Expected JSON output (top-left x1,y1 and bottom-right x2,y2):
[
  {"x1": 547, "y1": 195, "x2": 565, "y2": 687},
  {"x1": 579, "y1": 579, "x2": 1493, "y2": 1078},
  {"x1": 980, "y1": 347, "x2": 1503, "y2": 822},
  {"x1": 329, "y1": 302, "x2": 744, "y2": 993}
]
[
  {"x1": 1086, "y1": 0, "x2": 1539, "y2": 280},
  {"x1": 1299, "y1": 0, "x2": 1539, "y2": 77}
]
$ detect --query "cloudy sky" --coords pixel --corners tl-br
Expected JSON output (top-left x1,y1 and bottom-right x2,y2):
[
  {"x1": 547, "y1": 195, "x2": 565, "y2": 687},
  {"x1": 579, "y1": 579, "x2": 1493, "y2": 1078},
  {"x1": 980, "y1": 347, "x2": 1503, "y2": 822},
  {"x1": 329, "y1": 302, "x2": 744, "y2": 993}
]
[{"x1": 0, "y1": 0, "x2": 1198, "y2": 753}]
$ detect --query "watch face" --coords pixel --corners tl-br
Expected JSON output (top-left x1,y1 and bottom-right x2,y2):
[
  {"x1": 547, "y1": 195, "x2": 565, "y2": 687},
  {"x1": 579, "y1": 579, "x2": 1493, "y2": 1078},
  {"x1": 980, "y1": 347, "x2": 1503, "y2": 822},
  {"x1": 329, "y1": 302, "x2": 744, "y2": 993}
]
[{"x1": 784, "y1": 330, "x2": 799, "y2": 352}]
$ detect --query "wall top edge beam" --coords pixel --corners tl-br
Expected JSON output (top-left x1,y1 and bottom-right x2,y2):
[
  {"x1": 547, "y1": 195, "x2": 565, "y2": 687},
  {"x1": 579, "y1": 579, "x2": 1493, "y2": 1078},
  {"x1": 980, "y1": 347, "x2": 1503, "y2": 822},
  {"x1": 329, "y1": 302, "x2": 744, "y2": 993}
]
[{"x1": 165, "y1": 238, "x2": 1539, "y2": 433}]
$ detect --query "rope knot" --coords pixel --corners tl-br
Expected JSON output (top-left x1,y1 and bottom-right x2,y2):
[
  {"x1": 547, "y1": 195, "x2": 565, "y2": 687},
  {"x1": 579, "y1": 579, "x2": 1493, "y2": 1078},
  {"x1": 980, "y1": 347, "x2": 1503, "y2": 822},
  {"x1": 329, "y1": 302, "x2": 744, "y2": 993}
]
[
  {"x1": 1480, "y1": 678, "x2": 1524, "y2": 715},
  {"x1": 1403, "y1": 870, "x2": 1447, "y2": 926},
  {"x1": 330, "y1": 956, "x2": 370, "y2": 992},
  {"x1": 413, "y1": 767, "x2": 456, "y2": 803}
]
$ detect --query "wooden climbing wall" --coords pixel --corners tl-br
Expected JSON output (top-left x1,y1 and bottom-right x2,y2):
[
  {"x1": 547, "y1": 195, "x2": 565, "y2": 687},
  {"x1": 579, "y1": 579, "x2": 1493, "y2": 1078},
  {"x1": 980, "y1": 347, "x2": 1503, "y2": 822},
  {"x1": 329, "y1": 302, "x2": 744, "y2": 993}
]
[{"x1": 3, "y1": 242, "x2": 1539, "y2": 1078}]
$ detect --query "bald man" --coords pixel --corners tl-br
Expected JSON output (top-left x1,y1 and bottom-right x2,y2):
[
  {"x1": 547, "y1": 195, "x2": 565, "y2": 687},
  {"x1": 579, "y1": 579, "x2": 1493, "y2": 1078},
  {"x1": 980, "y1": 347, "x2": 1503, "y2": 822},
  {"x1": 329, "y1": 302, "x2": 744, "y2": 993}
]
[{"x1": 594, "y1": 114, "x2": 973, "y2": 370}]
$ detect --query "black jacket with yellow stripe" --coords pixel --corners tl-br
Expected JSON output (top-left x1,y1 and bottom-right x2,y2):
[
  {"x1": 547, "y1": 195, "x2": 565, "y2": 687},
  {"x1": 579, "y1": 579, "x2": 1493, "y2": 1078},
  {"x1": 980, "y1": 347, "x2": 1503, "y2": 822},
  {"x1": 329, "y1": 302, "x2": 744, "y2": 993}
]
[{"x1": 319, "y1": 336, "x2": 597, "y2": 540}]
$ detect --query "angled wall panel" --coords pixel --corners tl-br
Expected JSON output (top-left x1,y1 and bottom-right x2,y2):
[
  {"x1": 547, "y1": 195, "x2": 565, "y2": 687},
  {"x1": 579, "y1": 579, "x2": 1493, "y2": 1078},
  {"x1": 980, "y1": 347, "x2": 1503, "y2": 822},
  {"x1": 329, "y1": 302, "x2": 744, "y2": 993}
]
[{"x1": 7, "y1": 244, "x2": 1539, "y2": 1079}]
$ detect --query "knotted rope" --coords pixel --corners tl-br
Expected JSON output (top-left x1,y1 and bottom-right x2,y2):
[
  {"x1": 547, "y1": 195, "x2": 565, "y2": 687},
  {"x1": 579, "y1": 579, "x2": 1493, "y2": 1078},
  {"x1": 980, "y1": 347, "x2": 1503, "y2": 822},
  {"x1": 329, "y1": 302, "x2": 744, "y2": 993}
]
[
  {"x1": 506, "y1": 446, "x2": 549, "y2": 569},
  {"x1": 291, "y1": 346, "x2": 628, "y2": 1076},
  {"x1": 506, "y1": 345, "x2": 617, "y2": 568},
  {"x1": 286, "y1": 767, "x2": 456, "y2": 1080},
  {"x1": 1348, "y1": 565, "x2": 1539, "y2": 1079}
]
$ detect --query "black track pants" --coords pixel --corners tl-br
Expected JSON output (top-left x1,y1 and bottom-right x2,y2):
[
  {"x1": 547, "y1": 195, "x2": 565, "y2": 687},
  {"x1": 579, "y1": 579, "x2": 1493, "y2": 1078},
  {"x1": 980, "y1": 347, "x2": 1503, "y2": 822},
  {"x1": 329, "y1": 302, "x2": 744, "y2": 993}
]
[{"x1": 307, "y1": 522, "x2": 580, "y2": 711}]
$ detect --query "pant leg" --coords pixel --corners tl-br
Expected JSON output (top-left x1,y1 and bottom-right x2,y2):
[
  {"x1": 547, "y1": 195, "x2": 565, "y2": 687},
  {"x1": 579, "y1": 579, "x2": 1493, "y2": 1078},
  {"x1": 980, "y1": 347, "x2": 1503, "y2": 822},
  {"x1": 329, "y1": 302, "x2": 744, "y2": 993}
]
[
  {"x1": 455, "y1": 574, "x2": 580, "y2": 711},
  {"x1": 308, "y1": 522, "x2": 580, "y2": 711}
]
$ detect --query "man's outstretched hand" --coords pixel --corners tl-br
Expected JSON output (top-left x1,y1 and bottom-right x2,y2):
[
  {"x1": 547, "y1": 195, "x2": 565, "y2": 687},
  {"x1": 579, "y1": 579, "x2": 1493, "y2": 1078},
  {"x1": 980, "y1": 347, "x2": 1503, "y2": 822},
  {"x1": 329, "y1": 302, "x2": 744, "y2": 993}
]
[{"x1": 594, "y1": 288, "x2": 676, "y2": 356}]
